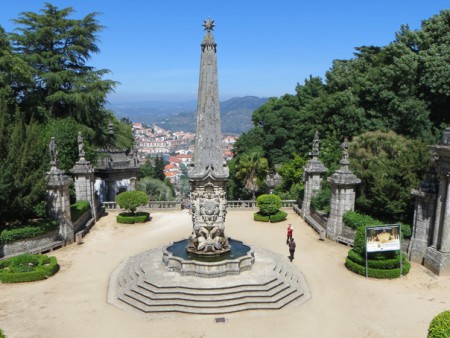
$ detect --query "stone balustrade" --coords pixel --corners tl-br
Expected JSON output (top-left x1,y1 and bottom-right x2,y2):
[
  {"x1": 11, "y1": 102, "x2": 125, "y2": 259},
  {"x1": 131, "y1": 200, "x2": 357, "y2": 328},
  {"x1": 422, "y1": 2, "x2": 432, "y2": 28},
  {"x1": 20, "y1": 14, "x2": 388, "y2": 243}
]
[{"x1": 103, "y1": 200, "x2": 296, "y2": 210}]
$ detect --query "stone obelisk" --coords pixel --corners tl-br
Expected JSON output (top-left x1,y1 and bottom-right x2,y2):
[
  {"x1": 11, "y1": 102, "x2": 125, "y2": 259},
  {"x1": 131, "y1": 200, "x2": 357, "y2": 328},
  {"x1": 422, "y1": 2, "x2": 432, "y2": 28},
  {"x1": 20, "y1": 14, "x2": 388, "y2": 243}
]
[{"x1": 188, "y1": 18, "x2": 230, "y2": 255}]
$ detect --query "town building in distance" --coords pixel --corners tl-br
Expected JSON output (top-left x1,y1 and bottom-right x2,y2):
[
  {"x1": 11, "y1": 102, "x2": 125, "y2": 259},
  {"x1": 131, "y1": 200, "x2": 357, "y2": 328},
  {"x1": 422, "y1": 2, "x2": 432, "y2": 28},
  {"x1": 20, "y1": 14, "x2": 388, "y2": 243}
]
[{"x1": 132, "y1": 122, "x2": 237, "y2": 184}]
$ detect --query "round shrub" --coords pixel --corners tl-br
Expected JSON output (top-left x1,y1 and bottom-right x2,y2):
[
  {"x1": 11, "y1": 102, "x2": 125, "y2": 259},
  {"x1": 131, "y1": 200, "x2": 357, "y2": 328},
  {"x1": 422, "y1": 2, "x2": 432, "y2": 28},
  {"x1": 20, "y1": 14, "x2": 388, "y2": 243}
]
[
  {"x1": 428, "y1": 310, "x2": 450, "y2": 338},
  {"x1": 115, "y1": 190, "x2": 149, "y2": 214},
  {"x1": 0, "y1": 328, "x2": 5, "y2": 338},
  {"x1": 269, "y1": 210, "x2": 287, "y2": 223},
  {"x1": 256, "y1": 194, "x2": 281, "y2": 216},
  {"x1": 0, "y1": 254, "x2": 59, "y2": 283},
  {"x1": 254, "y1": 212, "x2": 269, "y2": 222}
]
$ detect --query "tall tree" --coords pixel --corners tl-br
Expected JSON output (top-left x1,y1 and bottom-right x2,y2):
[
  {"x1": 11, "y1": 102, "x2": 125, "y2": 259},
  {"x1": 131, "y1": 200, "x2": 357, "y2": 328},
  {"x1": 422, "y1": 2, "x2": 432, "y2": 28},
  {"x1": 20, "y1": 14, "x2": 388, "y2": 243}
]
[
  {"x1": 235, "y1": 152, "x2": 269, "y2": 200},
  {"x1": 9, "y1": 3, "x2": 117, "y2": 130}
]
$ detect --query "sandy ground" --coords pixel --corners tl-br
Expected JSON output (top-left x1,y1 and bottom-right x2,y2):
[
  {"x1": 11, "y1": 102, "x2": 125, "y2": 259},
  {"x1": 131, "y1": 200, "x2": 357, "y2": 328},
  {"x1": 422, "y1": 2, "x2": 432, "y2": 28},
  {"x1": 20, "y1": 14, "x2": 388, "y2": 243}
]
[{"x1": 0, "y1": 209, "x2": 449, "y2": 338}]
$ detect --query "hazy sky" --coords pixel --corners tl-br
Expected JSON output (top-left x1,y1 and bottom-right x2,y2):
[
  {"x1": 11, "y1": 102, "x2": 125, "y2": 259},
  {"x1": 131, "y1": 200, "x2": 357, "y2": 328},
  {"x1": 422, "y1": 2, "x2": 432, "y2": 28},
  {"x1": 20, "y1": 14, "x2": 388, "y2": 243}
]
[{"x1": 1, "y1": 1, "x2": 449, "y2": 103}]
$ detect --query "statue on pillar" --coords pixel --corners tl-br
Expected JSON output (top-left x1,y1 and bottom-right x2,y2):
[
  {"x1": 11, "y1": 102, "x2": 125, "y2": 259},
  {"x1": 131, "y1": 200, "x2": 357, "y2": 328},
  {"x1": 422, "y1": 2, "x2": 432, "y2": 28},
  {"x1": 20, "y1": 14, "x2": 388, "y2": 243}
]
[
  {"x1": 341, "y1": 137, "x2": 349, "y2": 161},
  {"x1": 311, "y1": 131, "x2": 320, "y2": 157},
  {"x1": 77, "y1": 131, "x2": 85, "y2": 159},
  {"x1": 49, "y1": 137, "x2": 58, "y2": 165}
]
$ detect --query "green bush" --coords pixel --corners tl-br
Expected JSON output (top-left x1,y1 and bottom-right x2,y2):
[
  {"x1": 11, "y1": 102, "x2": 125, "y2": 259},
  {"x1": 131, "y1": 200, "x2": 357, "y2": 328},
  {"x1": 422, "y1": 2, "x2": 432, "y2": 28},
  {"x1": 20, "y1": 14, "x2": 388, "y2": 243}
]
[
  {"x1": 256, "y1": 194, "x2": 281, "y2": 216},
  {"x1": 428, "y1": 310, "x2": 450, "y2": 338},
  {"x1": 116, "y1": 212, "x2": 150, "y2": 224},
  {"x1": 310, "y1": 182, "x2": 331, "y2": 213},
  {"x1": 70, "y1": 200, "x2": 90, "y2": 222},
  {"x1": 400, "y1": 223, "x2": 412, "y2": 239},
  {"x1": 254, "y1": 212, "x2": 270, "y2": 222},
  {"x1": 0, "y1": 254, "x2": 59, "y2": 283},
  {"x1": 270, "y1": 210, "x2": 287, "y2": 223},
  {"x1": 343, "y1": 211, "x2": 382, "y2": 230},
  {"x1": 0, "y1": 219, "x2": 59, "y2": 244},
  {"x1": 115, "y1": 190, "x2": 149, "y2": 214},
  {"x1": 0, "y1": 328, "x2": 5, "y2": 338}
]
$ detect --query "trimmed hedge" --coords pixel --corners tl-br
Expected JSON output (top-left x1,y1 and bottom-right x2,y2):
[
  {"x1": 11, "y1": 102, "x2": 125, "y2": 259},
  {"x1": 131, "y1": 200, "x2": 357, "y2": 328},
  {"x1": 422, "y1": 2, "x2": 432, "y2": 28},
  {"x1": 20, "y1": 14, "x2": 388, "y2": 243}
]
[
  {"x1": 347, "y1": 249, "x2": 409, "y2": 270},
  {"x1": 0, "y1": 219, "x2": 59, "y2": 244},
  {"x1": 270, "y1": 210, "x2": 287, "y2": 223},
  {"x1": 428, "y1": 310, "x2": 450, "y2": 338},
  {"x1": 116, "y1": 212, "x2": 150, "y2": 224},
  {"x1": 0, "y1": 254, "x2": 59, "y2": 283},
  {"x1": 343, "y1": 211, "x2": 382, "y2": 230},
  {"x1": 254, "y1": 212, "x2": 269, "y2": 222},
  {"x1": 345, "y1": 255, "x2": 411, "y2": 279},
  {"x1": 70, "y1": 200, "x2": 90, "y2": 222},
  {"x1": 343, "y1": 211, "x2": 412, "y2": 239}
]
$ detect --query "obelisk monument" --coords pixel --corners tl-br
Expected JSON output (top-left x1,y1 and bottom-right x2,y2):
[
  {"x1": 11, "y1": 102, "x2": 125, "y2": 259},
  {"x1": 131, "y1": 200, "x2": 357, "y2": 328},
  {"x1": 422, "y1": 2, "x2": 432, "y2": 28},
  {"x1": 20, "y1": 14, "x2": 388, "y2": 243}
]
[{"x1": 188, "y1": 18, "x2": 230, "y2": 255}]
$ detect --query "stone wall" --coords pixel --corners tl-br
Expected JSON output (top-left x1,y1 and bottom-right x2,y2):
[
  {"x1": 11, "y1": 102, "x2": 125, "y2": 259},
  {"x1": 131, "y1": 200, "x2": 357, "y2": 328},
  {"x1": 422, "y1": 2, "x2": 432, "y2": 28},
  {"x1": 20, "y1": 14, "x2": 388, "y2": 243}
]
[{"x1": 0, "y1": 230, "x2": 61, "y2": 258}]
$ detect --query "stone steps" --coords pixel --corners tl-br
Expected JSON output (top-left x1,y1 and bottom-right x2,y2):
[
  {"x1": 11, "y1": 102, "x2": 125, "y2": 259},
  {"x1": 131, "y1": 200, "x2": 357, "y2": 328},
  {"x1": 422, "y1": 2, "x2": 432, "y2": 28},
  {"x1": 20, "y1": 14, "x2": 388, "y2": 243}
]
[
  {"x1": 133, "y1": 279, "x2": 288, "y2": 301},
  {"x1": 118, "y1": 287, "x2": 303, "y2": 314},
  {"x1": 109, "y1": 246, "x2": 311, "y2": 316}
]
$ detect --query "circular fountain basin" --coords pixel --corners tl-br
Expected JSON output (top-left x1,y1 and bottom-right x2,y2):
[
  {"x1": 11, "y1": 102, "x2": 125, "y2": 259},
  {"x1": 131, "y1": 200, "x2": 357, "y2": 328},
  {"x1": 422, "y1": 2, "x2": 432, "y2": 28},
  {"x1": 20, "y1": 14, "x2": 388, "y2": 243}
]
[{"x1": 162, "y1": 238, "x2": 255, "y2": 277}]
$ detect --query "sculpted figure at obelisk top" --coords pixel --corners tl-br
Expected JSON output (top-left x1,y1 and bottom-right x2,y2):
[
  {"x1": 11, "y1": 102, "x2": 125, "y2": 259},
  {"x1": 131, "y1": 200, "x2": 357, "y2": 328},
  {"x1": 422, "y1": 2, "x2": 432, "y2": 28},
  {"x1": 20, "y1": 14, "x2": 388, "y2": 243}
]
[{"x1": 188, "y1": 19, "x2": 230, "y2": 255}]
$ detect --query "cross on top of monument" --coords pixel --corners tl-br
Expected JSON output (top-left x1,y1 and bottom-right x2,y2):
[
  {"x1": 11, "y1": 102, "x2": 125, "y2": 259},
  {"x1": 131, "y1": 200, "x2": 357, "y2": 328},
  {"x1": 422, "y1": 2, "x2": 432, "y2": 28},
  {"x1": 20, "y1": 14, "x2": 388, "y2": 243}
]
[{"x1": 202, "y1": 17, "x2": 215, "y2": 32}]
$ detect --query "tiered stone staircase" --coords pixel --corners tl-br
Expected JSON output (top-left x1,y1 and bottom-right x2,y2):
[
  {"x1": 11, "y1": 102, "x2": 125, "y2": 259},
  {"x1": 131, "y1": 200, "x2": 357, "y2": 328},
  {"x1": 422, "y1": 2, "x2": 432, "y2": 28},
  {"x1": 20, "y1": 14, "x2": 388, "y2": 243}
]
[{"x1": 108, "y1": 246, "x2": 310, "y2": 316}]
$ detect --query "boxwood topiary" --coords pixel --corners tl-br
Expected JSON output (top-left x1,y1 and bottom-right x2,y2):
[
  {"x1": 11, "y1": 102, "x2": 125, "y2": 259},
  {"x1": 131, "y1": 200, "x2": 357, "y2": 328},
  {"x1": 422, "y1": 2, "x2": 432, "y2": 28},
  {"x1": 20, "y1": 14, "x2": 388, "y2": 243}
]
[
  {"x1": 254, "y1": 212, "x2": 270, "y2": 222},
  {"x1": 256, "y1": 194, "x2": 281, "y2": 216},
  {"x1": 428, "y1": 310, "x2": 450, "y2": 338},
  {"x1": 269, "y1": 210, "x2": 287, "y2": 223},
  {"x1": 0, "y1": 254, "x2": 59, "y2": 283},
  {"x1": 116, "y1": 212, "x2": 150, "y2": 224},
  {"x1": 345, "y1": 256, "x2": 410, "y2": 278}
]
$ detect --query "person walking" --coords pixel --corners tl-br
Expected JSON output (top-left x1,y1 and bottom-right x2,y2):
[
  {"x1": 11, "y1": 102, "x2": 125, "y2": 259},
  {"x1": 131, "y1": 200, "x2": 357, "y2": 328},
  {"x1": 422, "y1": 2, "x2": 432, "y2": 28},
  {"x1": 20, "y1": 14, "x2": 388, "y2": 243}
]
[
  {"x1": 288, "y1": 238, "x2": 296, "y2": 262},
  {"x1": 286, "y1": 224, "x2": 293, "y2": 245}
]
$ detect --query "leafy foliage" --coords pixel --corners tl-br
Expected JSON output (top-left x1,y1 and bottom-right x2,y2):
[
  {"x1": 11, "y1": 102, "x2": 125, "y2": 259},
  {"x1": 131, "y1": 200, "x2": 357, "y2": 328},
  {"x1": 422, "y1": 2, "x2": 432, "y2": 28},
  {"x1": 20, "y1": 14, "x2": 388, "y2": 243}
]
[
  {"x1": 116, "y1": 212, "x2": 150, "y2": 224},
  {"x1": 428, "y1": 310, "x2": 450, "y2": 338},
  {"x1": 70, "y1": 200, "x2": 90, "y2": 222},
  {"x1": 350, "y1": 131, "x2": 429, "y2": 223},
  {"x1": 0, "y1": 219, "x2": 58, "y2": 244},
  {"x1": 115, "y1": 190, "x2": 149, "y2": 214},
  {"x1": 235, "y1": 151, "x2": 269, "y2": 199},
  {"x1": 136, "y1": 177, "x2": 175, "y2": 201}
]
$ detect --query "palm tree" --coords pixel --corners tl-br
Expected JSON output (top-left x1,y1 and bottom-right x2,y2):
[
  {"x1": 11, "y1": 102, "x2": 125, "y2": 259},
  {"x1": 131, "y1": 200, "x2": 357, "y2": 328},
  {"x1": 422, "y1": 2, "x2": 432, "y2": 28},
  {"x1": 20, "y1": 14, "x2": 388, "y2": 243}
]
[{"x1": 235, "y1": 151, "x2": 269, "y2": 200}]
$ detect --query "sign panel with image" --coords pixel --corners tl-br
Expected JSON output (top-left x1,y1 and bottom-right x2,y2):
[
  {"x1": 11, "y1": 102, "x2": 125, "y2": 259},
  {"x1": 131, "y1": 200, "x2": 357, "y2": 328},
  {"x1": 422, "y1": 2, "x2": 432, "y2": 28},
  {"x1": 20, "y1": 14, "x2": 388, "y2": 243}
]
[{"x1": 365, "y1": 225, "x2": 401, "y2": 253}]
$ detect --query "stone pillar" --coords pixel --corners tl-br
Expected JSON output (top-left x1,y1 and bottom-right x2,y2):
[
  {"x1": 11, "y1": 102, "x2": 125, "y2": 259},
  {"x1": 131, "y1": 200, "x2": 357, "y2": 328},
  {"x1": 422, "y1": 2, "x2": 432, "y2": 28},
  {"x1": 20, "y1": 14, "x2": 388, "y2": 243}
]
[
  {"x1": 408, "y1": 188, "x2": 437, "y2": 263},
  {"x1": 302, "y1": 131, "x2": 327, "y2": 217},
  {"x1": 326, "y1": 138, "x2": 361, "y2": 239},
  {"x1": 46, "y1": 137, "x2": 74, "y2": 243},
  {"x1": 424, "y1": 127, "x2": 450, "y2": 275},
  {"x1": 302, "y1": 158, "x2": 327, "y2": 217},
  {"x1": 440, "y1": 176, "x2": 450, "y2": 252},
  {"x1": 70, "y1": 158, "x2": 96, "y2": 221}
]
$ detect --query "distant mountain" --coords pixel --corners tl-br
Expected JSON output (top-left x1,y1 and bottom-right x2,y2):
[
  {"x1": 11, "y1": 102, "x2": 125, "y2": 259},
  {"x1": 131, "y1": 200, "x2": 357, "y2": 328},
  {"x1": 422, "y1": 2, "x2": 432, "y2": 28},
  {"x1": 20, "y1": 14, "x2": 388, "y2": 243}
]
[
  {"x1": 109, "y1": 100, "x2": 197, "y2": 125},
  {"x1": 109, "y1": 96, "x2": 268, "y2": 134}
]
